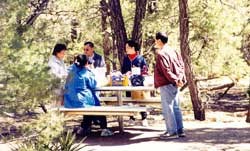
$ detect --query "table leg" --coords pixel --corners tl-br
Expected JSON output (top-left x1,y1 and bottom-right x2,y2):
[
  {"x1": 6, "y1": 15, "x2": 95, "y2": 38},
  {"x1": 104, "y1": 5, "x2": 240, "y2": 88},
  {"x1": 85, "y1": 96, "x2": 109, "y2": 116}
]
[{"x1": 117, "y1": 91, "x2": 124, "y2": 133}]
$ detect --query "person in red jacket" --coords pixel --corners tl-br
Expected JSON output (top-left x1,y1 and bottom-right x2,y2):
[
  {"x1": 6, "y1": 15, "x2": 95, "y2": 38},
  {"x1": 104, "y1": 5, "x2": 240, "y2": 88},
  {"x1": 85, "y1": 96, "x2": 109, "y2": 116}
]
[{"x1": 154, "y1": 32, "x2": 186, "y2": 139}]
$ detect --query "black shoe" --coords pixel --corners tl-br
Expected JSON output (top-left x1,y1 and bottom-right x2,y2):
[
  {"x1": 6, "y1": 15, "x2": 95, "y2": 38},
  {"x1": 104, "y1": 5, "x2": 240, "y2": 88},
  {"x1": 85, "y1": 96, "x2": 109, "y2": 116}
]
[
  {"x1": 76, "y1": 127, "x2": 91, "y2": 137},
  {"x1": 159, "y1": 131, "x2": 168, "y2": 137},
  {"x1": 177, "y1": 129, "x2": 186, "y2": 137},
  {"x1": 178, "y1": 131, "x2": 186, "y2": 137},
  {"x1": 160, "y1": 132, "x2": 179, "y2": 140},
  {"x1": 129, "y1": 116, "x2": 136, "y2": 121}
]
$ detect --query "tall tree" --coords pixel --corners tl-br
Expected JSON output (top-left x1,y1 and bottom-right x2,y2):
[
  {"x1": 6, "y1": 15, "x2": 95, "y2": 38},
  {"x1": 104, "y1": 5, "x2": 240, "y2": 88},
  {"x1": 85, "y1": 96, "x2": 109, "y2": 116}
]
[
  {"x1": 246, "y1": 85, "x2": 250, "y2": 123},
  {"x1": 241, "y1": 33, "x2": 250, "y2": 65},
  {"x1": 108, "y1": 0, "x2": 128, "y2": 67},
  {"x1": 100, "y1": 0, "x2": 112, "y2": 72},
  {"x1": 179, "y1": 0, "x2": 205, "y2": 120},
  {"x1": 107, "y1": 0, "x2": 148, "y2": 68},
  {"x1": 132, "y1": 0, "x2": 147, "y2": 46}
]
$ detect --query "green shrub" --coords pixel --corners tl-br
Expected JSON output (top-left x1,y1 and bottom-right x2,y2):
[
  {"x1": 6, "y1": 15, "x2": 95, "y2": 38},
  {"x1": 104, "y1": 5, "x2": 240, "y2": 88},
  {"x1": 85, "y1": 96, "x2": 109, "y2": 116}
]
[{"x1": 12, "y1": 112, "x2": 86, "y2": 151}]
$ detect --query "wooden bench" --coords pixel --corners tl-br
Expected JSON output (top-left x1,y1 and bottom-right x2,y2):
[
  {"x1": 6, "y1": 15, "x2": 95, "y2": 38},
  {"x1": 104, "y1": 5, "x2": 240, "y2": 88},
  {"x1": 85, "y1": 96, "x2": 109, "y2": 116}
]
[
  {"x1": 51, "y1": 105, "x2": 149, "y2": 116},
  {"x1": 51, "y1": 105, "x2": 151, "y2": 133},
  {"x1": 99, "y1": 96, "x2": 161, "y2": 106}
]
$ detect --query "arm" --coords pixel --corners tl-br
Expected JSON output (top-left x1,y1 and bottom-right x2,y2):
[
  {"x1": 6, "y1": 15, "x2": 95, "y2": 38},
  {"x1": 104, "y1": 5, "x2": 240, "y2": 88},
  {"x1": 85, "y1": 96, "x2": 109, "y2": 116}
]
[
  {"x1": 86, "y1": 71, "x2": 97, "y2": 89},
  {"x1": 48, "y1": 58, "x2": 60, "y2": 77},
  {"x1": 158, "y1": 54, "x2": 179, "y2": 84},
  {"x1": 140, "y1": 57, "x2": 148, "y2": 75},
  {"x1": 176, "y1": 51, "x2": 187, "y2": 84}
]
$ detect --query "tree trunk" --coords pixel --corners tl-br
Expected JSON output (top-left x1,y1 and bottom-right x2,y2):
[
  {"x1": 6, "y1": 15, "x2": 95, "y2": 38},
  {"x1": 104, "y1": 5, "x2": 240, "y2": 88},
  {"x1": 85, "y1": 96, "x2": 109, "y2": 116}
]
[
  {"x1": 100, "y1": 0, "x2": 112, "y2": 74},
  {"x1": 178, "y1": 0, "x2": 205, "y2": 120},
  {"x1": 17, "y1": 0, "x2": 50, "y2": 36},
  {"x1": 132, "y1": 0, "x2": 147, "y2": 47},
  {"x1": 246, "y1": 86, "x2": 250, "y2": 123},
  {"x1": 70, "y1": 19, "x2": 78, "y2": 42},
  {"x1": 246, "y1": 105, "x2": 250, "y2": 123},
  {"x1": 241, "y1": 33, "x2": 250, "y2": 65},
  {"x1": 108, "y1": 0, "x2": 127, "y2": 67}
]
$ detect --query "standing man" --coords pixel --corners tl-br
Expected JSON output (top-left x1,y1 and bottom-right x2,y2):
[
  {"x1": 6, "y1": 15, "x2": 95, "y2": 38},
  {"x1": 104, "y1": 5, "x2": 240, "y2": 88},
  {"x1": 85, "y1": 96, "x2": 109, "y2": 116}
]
[
  {"x1": 154, "y1": 32, "x2": 186, "y2": 139},
  {"x1": 83, "y1": 41, "x2": 105, "y2": 68}
]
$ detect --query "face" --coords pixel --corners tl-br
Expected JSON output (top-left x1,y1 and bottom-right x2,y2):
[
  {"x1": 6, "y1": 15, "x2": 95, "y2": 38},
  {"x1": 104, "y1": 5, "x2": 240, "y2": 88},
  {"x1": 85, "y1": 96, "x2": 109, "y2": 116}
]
[
  {"x1": 125, "y1": 43, "x2": 136, "y2": 54},
  {"x1": 83, "y1": 44, "x2": 94, "y2": 57},
  {"x1": 154, "y1": 39, "x2": 162, "y2": 49},
  {"x1": 56, "y1": 50, "x2": 66, "y2": 60}
]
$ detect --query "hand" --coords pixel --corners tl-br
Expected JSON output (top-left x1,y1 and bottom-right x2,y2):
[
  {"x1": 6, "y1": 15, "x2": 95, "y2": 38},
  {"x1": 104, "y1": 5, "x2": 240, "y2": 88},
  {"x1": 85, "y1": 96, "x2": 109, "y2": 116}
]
[
  {"x1": 176, "y1": 80, "x2": 184, "y2": 87},
  {"x1": 126, "y1": 71, "x2": 132, "y2": 76}
]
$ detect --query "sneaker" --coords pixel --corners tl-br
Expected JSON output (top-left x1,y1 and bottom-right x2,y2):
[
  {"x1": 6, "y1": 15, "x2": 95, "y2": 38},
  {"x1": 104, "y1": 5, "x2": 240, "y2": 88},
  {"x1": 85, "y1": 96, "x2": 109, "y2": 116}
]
[
  {"x1": 160, "y1": 131, "x2": 168, "y2": 137},
  {"x1": 128, "y1": 119, "x2": 135, "y2": 126},
  {"x1": 178, "y1": 131, "x2": 186, "y2": 137},
  {"x1": 141, "y1": 119, "x2": 149, "y2": 127},
  {"x1": 160, "y1": 132, "x2": 179, "y2": 140},
  {"x1": 101, "y1": 129, "x2": 114, "y2": 137}
]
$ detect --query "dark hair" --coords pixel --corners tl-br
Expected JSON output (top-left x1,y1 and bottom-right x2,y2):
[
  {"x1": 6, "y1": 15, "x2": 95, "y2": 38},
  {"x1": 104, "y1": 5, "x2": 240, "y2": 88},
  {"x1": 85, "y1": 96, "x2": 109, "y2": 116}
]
[
  {"x1": 52, "y1": 43, "x2": 67, "y2": 56},
  {"x1": 155, "y1": 32, "x2": 168, "y2": 44},
  {"x1": 84, "y1": 41, "x2": 94, "y2": 48},
  {"x1": 74, "y1": 54, "x2": 88, "y2": 68},
  {"x1": 126, "y1": 40, "x2": 140, "y2": 51}
]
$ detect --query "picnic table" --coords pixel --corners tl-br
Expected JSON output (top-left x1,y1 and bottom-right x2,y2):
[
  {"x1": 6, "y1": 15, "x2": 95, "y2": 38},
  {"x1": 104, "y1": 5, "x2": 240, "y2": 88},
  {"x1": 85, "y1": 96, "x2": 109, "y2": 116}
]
[
  {"x1": 54, "y1": 86, "x2": 156, "y2": 133},
  {"x1": 95, "y1": 86, "x2": 155, "y2": 132}
]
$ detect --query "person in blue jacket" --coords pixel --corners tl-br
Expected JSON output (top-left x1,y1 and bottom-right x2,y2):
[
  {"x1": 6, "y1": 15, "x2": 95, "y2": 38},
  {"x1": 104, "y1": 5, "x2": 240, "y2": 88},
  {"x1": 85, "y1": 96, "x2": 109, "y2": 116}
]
[{"x1": 64, "y1": 54, "x2": 113, "y2": 137}]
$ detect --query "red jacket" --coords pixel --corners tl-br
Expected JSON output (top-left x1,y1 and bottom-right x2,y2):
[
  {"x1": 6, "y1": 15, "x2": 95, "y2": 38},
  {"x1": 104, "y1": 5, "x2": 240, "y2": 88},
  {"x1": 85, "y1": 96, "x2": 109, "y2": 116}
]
[{"x1": 154, "y1": 45, "x2": 186, "y2": 88}]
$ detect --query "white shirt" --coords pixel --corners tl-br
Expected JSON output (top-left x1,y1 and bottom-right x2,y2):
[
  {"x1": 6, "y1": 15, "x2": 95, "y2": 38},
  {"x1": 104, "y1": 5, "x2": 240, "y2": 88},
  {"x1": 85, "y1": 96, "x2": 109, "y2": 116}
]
[{"x1": 48, "y1": 55, "x2": 68, "y2": 79}]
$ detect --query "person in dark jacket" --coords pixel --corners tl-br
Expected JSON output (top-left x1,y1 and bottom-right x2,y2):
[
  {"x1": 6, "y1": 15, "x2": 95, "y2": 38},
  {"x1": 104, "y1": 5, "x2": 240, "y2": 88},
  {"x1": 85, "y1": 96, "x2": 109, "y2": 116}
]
[
  {"x1": 154, "y1": 32, "x2": 186, "y2": 139},
  {"x1": 83, "y1": 41, "x2": 105, "y2": 68},
  {"x1": 121, "y1": 40, "x2": 148, "y2": 76},
  {"x1": 121, "y1": 40, "x2": 148, "y2": 126}
]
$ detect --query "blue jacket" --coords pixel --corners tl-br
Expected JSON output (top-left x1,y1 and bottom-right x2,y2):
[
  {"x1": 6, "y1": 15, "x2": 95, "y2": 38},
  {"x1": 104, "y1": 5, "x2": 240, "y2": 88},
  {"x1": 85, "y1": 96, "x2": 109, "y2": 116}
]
[{"x1": 64, "y1": 64, "x2": 100, "y2": 108}]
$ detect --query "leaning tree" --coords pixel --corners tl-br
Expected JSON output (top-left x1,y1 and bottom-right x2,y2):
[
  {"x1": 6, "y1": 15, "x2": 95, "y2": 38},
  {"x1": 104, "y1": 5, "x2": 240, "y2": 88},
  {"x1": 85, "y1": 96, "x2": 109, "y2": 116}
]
[{"x1": 179, "y1": 0, "x2": 205, "y2": 120}]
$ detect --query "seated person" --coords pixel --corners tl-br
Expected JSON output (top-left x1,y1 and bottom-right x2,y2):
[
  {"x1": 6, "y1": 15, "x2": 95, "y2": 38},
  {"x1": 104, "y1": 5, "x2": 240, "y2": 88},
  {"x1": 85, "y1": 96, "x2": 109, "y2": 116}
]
[
  {"x1": 83, "y1": 41, "x2": 106, "y2": 68},
  {"x1": 64, "y1": 54, "x2": 113, "y2": 137},
  {"x1": 121, "y1": 40, "x2": 149, "y2": 126}
]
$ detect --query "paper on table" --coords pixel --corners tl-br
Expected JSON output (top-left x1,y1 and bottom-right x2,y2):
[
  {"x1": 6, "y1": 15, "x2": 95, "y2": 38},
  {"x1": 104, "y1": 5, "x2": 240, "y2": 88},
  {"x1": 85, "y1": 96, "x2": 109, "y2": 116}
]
[
  {"x1": 131, "y1": 67, "x2": 141, "y2": 75},
  {"x1": 92, "y1": 67, "x2": 108, "y2": 86}
]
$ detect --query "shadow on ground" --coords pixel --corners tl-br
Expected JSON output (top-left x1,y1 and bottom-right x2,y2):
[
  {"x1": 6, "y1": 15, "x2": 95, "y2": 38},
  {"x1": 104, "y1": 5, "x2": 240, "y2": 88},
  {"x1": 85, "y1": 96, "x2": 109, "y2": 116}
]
[
  {"x1": 207, "y1": 88, "x2": 249, "y2": 112},
  {"x1": 76, "y1": 126, "x2": 250, "y2": 147}
]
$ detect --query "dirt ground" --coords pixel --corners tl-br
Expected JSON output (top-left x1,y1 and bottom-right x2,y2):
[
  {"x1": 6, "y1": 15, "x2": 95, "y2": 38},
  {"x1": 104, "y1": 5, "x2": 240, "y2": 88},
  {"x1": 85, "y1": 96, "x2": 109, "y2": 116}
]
[
  {"x1": 1, "y1": 111, "x2": 249, "y2": 151},
  {"x1": 72, "y1": 111, "x2": 250, "y2": 151},
  {"x1": 0, "y1": 85, "x2": 250, "y2": 151}
]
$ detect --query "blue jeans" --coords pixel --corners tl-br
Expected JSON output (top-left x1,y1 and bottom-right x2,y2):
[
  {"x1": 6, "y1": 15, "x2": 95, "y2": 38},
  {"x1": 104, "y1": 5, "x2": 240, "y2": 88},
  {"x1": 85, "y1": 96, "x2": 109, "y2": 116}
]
[{"x1": 160, "y1": 84, "x2": 184, "y2": 134}]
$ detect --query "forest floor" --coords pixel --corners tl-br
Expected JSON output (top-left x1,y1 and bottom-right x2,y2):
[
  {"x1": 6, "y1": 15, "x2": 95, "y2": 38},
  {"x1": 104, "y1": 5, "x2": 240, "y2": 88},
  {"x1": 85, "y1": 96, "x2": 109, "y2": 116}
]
[{"x1": 0, "y1": 81, "x2": 249, "y2": 151}]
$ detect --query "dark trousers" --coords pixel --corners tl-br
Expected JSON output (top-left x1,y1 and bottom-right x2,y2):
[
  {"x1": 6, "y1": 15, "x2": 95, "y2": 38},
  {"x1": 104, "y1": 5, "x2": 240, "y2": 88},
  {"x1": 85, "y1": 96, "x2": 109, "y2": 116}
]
[
  {"x1": 130, "y1": 112, "x2": 147, "y2": 120},
  {"x1": 81, "y1": 115, "x2": 107, "y2": 130}
]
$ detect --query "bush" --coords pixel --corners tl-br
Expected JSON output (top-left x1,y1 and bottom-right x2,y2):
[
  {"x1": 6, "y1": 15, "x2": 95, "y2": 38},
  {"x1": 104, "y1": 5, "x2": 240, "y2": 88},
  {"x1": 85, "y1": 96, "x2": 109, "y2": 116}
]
[{"x1": 11, "y1": 112, "x2": 86, "y2": 151}]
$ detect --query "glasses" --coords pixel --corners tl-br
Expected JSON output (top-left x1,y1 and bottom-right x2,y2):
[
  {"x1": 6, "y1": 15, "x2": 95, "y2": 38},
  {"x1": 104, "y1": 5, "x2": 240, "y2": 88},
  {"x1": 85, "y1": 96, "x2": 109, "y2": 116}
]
[{"x1": 84, "y1": 49, "x2": 89, "y2": 51}]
